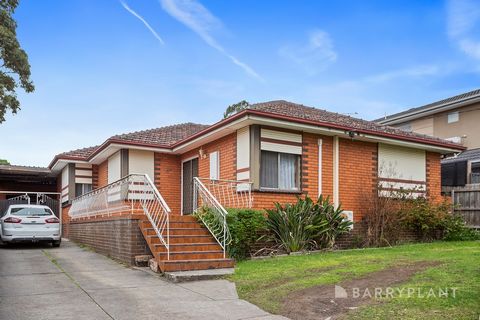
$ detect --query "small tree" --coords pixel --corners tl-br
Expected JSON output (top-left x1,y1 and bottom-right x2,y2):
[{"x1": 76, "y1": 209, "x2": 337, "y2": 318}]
[
  {"x1": 223, "y1": 100, "x2": 249, "y2": 119},
  {"x1": 0, "y1": 0, "x2": 35, "y2": 123},
  {"x1": 0, "y1": 159, "x2": 9, "y2": 165}
]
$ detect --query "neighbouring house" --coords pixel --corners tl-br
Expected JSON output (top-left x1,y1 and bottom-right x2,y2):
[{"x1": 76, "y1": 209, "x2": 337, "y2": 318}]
[
  {"x1": 32, "y1": 100, "x2": 463, "y2": 271},
  {"x1": 376, "y1": 89, "x2": 480, "y2": 188}
]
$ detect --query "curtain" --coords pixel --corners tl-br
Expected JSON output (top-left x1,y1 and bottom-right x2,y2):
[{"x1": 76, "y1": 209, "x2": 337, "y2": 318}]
[
  {"x1": 279, "y1": 153, "x2": 297, "y2": 190},
  {"x1": 261, "y1": 151, "x2": 278, "y2": 188}
]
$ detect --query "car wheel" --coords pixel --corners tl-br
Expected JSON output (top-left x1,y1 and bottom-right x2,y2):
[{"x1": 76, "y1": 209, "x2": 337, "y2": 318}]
[{"x1": 52, "y1": 240, "x2": 61, "y2": 247}]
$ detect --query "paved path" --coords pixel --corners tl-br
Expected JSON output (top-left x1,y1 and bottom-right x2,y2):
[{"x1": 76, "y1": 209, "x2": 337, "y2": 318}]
[{"x1": 0, "y1": 240, "x2": 287, "y2": 320}]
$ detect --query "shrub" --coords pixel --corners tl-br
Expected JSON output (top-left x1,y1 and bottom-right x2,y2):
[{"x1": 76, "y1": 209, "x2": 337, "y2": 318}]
[
  {"x1": 194, "y1": 206, "x2": 267, "y2": 260},
  {"x1": 442, "y1": 215, "x2": 480, "y2": 241},
  {"x1": 400, "y1": 198, "x2": 450, "y2": 240},
  {"x1": 265, "y1": 195, "x2": 352, "y2": 253},
  {"x1": 226, "y1": 208, "x2": 267, "y2": 260}
]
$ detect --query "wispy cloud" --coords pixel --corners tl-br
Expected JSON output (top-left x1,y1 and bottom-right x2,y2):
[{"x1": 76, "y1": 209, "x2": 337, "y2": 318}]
[
  {"x1": 120, "y1": 1, "x2": 165, "y2": 45},
  {"x1": 302, "y1": 64, "x2": 443, "y2": 119},
  {"x1": 279, "y1": 29, "x2": 337, "y2": 75},
  {"x1": 447, "y1": 0, "x2": 480, "y2": 60},
  {"x1": 159, "y1": 0, "x2": 262, "y2": 80},
  {"x1": 365, "y1": 65, "x2": 439, "y2": 83}
]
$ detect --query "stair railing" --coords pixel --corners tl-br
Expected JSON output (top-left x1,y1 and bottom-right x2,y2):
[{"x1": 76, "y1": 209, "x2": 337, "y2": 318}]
[
  {"x1": 69, "y1": 174, "x2": 170, "y2": 259},
  {"x1": 192, "y1": 177, "x2": 253, "y2": 258}
]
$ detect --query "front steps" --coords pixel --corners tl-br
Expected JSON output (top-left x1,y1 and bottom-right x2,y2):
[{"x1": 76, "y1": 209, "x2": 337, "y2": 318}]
[{"x1": 139, "y1": 215, "x2": 234, "y2": 272}]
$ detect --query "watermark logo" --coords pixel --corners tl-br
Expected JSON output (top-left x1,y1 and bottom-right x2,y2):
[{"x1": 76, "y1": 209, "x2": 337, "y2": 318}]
[{"x1": 334, "y1": 285, "x2": 458, "y2": 299}]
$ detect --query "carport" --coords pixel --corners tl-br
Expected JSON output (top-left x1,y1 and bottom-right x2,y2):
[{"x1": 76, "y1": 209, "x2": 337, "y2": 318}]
[{"x1": 0, "y1": 165, "x2": 60, "y2": 220}]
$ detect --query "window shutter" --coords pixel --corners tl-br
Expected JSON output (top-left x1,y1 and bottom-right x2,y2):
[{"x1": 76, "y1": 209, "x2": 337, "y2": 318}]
[{"x1": 210, "y1": 151, "x2": 219, "y2": 180}]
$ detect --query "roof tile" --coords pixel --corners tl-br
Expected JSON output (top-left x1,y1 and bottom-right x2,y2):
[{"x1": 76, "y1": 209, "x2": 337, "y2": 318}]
[{"x1": 248, "y1": 100, "x2": 462, "y2": 148}]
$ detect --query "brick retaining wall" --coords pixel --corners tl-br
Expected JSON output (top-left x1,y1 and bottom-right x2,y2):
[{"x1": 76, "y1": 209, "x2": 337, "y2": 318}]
[{"x1": 68, "y1": 216, "x2": 151, "y2": 265}]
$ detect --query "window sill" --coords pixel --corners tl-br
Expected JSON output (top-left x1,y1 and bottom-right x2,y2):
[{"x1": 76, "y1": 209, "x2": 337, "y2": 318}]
[{"x1": 256, "y1": 188, "x2": 302, "y2": 194}]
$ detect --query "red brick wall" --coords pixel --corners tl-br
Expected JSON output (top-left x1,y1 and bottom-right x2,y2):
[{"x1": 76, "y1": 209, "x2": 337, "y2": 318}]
[
  {"x1": 154, "y1": 153, "x2": 182, "y2": 215},
  {"x1": 92, "y1": 165, "x2": 99, "y2": 189},
  {"x1": 61, "y1": 205, "x2": 71, "y2": 237},
  {"x1": 180, "y1": 133, "x2": 237, "y2": 181},
  {"x1": 97, "y1": 160, "x2": 108, "y2": 188},
  {"x1": 426, "y1": 151, "x2": 442, "y2": 201},
  {"x1": 338, "y1": 138, "x2": 378, "y2": 222}
]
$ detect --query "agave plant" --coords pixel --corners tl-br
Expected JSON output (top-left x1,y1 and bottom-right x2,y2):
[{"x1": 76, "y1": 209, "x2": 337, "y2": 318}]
[{"x1": 265, "y1": 195, "x2": 352, "y2": 253}]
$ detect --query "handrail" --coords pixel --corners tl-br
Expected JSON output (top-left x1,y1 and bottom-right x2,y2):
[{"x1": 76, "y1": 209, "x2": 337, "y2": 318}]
[
  {"x1": 69, "y1": 174, "x2": 170, "y2": 259},
  {"x1": 193, "y1": 177, "x2": 230, "y2": 258},
  {"x1": 192, "y1": 177, "x2": 253, "y2": 258}
]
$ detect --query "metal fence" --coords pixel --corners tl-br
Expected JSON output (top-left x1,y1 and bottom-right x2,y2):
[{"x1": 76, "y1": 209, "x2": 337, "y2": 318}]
[{"x1": 0, "y1": 192, "x2": 60, "y2": 218}]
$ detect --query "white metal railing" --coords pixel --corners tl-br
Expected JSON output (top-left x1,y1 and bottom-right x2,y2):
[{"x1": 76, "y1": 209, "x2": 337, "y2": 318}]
[
  {"x1": 69, "y1": 174, "x2": 171, "y2": 259},
  {"x1": 193, "y1": 178, "x2": 253, "y2": 257},
  {"x1": 196, "y1": 178, "x2": 253, "y2": 209}
]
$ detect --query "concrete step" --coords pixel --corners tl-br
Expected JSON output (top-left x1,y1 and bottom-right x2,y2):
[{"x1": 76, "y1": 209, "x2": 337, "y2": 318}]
[
  {"x1": 159, "y1": 258, "x2": 235, "y2": 272},
  {"x1": 164, "y1": 268, "x2": 235, "y2": 283}
]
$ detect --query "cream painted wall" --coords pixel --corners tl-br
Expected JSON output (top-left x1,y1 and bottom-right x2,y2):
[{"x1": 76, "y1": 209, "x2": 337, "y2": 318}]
[{"x1": 128, "y1": 150, "x2": 155, "y2": 181}]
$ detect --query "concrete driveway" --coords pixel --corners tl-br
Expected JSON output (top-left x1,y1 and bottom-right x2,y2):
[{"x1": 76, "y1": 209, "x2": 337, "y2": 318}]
[{"x1": 0, "y1": 240, "x2": 286, "y2": 320}]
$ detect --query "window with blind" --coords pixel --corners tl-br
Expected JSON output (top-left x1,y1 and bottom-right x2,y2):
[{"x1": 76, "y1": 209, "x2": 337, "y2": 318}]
[
  {"x1": 260, "y1": 150, "x2": 300, "y2": 190},
  {"x1": 75, "y1": 183, "x2": 92, "y2": 197}
]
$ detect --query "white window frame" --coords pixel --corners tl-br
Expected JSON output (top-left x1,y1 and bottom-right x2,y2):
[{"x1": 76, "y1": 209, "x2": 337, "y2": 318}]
[{"x1": 447, "y1": 111, "x2": 459, "y2": 123}]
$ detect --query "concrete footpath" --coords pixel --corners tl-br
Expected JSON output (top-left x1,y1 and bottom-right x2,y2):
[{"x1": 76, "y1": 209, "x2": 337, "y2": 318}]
[{"x1": 0, "y1": 239, "x2": 287, "y2": 320}]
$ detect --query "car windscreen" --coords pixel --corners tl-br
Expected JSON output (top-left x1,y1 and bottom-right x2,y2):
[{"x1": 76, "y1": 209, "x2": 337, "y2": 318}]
[{"x1": 10, "y1": 207, "x2": 53, "y2": 216}]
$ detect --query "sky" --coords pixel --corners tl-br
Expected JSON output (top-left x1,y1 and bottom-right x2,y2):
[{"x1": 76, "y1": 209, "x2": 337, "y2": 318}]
[{"x1": 1, "y1": 0, "x2": 479, "y2": 166}]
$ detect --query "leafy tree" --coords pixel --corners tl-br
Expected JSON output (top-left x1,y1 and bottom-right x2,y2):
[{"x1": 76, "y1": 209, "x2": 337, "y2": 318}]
[
  {"x1": 223, "y1": 100, "x2": 249, "y2": 119},
  {"x1": 0, "y1": 0, "x2": 34, "y2": 123},
  {"x1": 0, "y1": 159, "x2": 9, "y2": 164}
]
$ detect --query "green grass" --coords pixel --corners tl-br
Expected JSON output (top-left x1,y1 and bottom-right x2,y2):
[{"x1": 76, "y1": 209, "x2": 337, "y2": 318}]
[{"x1": 228, "y1": 241, "x2": 480, "y2": 319}]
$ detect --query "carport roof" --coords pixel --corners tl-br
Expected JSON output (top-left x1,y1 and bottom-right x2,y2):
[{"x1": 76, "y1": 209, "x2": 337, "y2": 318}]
[{"x1": 0, "y1": 164, "x2": 53, "y2": 176}]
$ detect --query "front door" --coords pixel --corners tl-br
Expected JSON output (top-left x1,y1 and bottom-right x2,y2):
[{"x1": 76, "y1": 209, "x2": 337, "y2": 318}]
[{"x1": 182, "y1": 158, "x2": 199, "y2": 214}]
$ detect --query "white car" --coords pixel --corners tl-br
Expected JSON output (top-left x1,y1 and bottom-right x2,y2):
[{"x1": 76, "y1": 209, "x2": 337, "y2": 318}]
[{"x1": 0, "y1": 204, "x2": 61, "y2": 247}]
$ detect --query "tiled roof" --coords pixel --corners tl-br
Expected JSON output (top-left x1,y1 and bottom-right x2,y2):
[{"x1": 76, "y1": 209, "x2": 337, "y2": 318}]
[
  {"x1": 52, "y1": 123, "x2": 209, "y2": 163},
  {"x1": 376, "y1": 88, "x2": 480, "y2": 122},
  {"x1": 442, "y1": 148, "x2": 480, "y2": 163},
  {"x1": 248, "y1": 100, "x2": 462, "y2": 148},
  {"x1": 51, "y1": 101, "x2": 464, "y2": 168},
  {"x1": 57, "y1": 145, "x2": 99, "y2": 160},
  {"x1": 110, "y1": 123, "x2": 209, "y2": 147}
]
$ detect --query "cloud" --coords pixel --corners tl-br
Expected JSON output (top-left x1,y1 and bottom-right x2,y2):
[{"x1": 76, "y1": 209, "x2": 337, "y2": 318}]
[
  {"x1": 447, "y1": 0, "x2": 480, "y2": 60},
  {"x1": 120, "y1": 1, "x2": 165, "y2": 45},
  {"x1": 279, "y1": 29, "x2": 337, "y2": 74},
  {"x1": 365, "y1": 65, "x2": 439, "y2": 83},
  {"x1": 159, "y1": 0, "x2": 262, "y2": 80},
  {"x1": 302, "y1": 64, "x2": 443, "y2": 119}
]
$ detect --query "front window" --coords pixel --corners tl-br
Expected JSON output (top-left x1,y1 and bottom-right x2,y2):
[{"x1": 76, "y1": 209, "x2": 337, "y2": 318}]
[
  {"x1": 260, "y1": 151, "x2": 300, "y2": 190},
  {"x1": 75, "y1": 183, "x2": 93, "y2": 197}
]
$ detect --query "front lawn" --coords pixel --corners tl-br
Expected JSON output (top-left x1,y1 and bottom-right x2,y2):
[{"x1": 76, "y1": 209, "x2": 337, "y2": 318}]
[{"x1": 228, "y1": 241, "x2": 480, "y2": 319}]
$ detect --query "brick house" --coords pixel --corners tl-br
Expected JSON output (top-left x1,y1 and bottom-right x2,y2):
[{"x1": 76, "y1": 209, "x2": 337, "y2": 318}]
[{"x1": 49, "y1": 101, "x2": 464, "y2": 271}]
